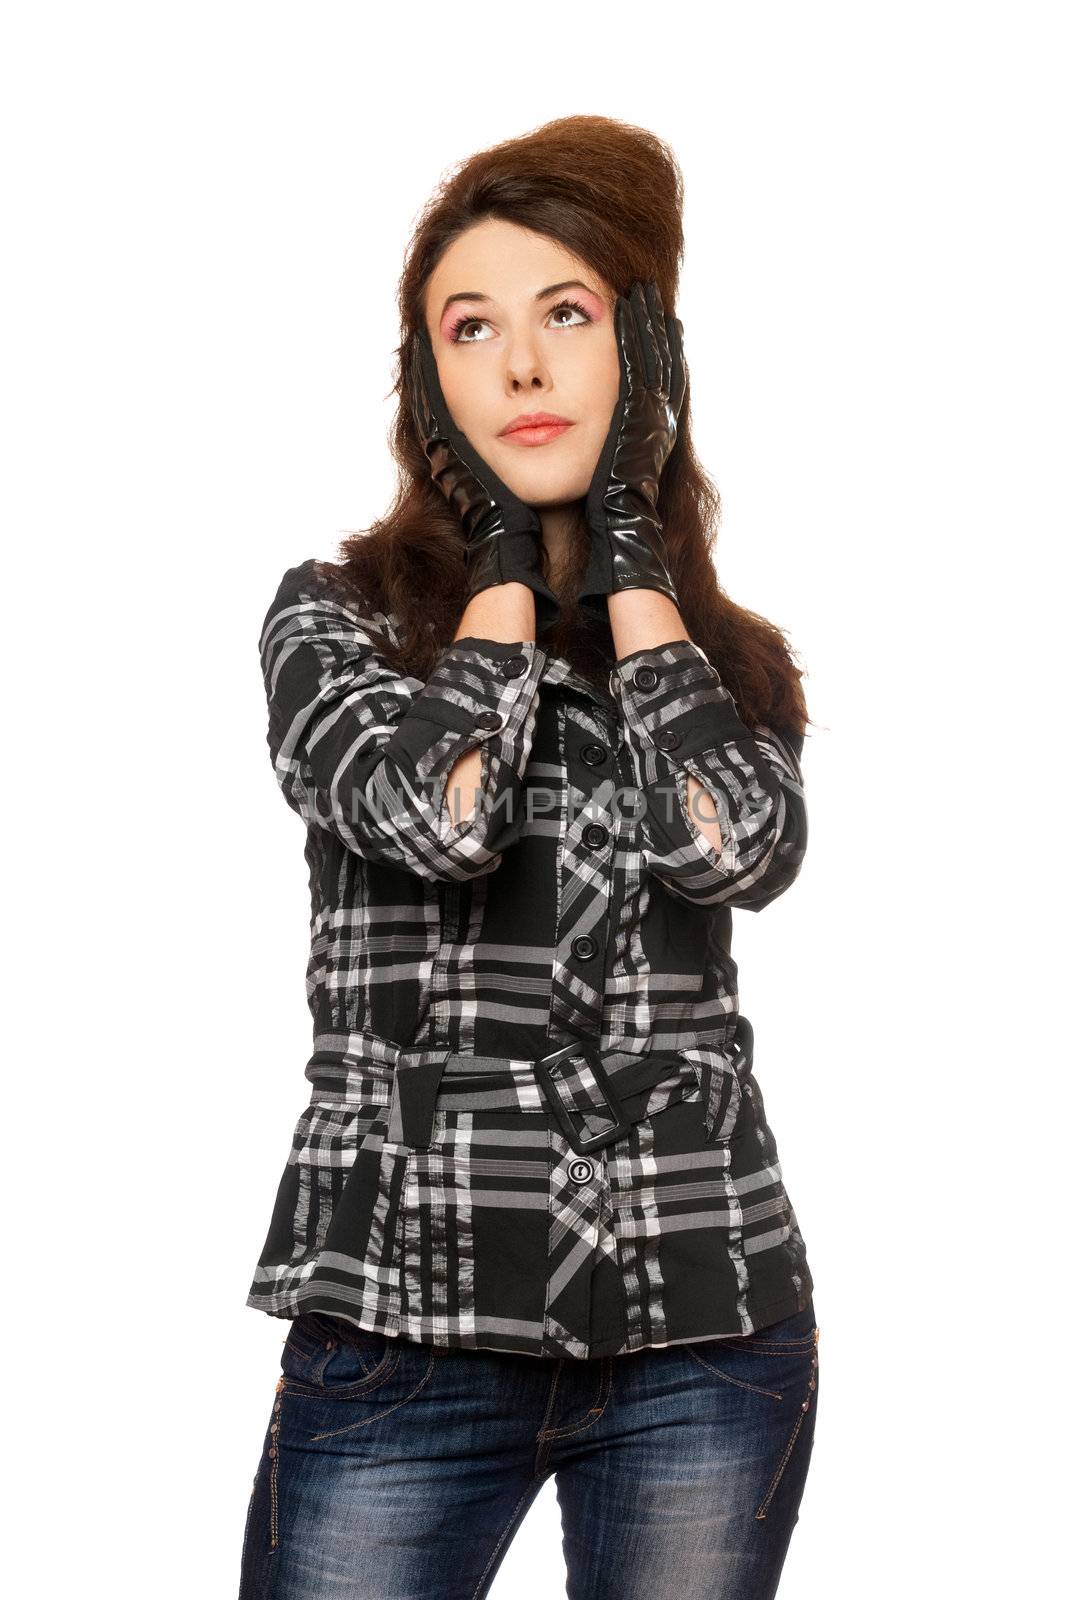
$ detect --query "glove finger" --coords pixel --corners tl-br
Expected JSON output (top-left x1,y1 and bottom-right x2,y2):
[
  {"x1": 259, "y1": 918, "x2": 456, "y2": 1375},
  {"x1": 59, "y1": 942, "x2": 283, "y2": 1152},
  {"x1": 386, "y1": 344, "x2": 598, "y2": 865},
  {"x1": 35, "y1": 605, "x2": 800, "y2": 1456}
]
[
  {"x1": 410, "y1": 327, "x2": 454, "y2": 446},
  {"x1": 644, "y1": 279, "x2": 671, "y2": 396},
  {"x1": 614, "y1": 288, "x2": 644, "y2": 404},
  {"x1": 665, "y1": 315, "x2": 688, "y2": 433},
  {"x1": 629, "y1": 280, "x2": 662, "y2": 391}
]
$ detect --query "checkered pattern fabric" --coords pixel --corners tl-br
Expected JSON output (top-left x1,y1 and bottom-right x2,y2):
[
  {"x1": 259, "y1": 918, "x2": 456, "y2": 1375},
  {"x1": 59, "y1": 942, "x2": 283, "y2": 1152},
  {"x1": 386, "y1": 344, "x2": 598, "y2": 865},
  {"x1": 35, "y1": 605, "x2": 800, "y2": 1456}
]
[{"x1": 245, "y1": 558, "x2": 814, "y2": 1359}]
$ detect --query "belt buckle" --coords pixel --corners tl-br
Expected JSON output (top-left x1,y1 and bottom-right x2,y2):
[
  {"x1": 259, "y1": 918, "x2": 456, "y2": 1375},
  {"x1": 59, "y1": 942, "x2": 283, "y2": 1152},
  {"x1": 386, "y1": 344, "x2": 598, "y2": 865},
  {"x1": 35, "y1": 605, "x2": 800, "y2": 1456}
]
[{"x1": 533, "y1": 1041, "x2": 630, "y2": 1154}]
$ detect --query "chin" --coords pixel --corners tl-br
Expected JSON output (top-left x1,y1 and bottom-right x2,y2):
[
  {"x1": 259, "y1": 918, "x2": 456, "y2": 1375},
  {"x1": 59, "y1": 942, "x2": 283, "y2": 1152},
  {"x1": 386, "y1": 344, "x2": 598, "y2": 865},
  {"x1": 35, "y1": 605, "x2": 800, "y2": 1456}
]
[
  {"x1": 501, "y1": 464, "x2": 591, "y2": 506},
  {"x1": 482, "y1": 444, "x2": 588, "y2": 502}
]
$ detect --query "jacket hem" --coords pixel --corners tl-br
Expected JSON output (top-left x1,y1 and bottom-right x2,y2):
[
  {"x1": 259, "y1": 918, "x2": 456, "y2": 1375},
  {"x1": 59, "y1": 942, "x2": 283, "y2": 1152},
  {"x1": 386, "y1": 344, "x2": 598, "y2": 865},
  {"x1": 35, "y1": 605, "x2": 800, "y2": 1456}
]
[{"x1": 244, "y1": 1271, "x2": 816, "y2": 1363}]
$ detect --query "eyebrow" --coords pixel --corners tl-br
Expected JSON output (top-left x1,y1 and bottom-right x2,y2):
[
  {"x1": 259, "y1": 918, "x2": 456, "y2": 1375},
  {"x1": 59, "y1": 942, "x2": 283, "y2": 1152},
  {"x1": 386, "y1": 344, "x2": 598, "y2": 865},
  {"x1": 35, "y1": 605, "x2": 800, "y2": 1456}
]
[{"x1": 439, "y1": 279, "x2": 603, "y2": 315}]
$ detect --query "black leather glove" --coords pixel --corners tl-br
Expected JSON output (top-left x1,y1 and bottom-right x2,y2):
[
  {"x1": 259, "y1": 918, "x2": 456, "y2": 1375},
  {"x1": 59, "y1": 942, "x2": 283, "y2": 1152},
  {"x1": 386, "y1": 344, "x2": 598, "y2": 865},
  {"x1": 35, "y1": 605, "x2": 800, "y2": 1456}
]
[
  {"x1": 578, "y1": 279, "x2": 688, "y2": 620},
  {"x1": 409, "y1": 327, "x2": 561, "y2": 634}
]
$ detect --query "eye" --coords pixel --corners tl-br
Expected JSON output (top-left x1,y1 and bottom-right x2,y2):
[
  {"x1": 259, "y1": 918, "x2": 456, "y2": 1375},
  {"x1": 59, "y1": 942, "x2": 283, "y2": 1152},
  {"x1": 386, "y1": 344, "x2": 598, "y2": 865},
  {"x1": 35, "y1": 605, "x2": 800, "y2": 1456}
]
[
  {"x1": 546, "y1": 298, "x2": 592, "y2": 330},
  {"x1": 447, "y1": 297, "x2": 594, "y2": 345},
  {"x1": 449, "y1": 316, "x2": 493, "y2": 344}
]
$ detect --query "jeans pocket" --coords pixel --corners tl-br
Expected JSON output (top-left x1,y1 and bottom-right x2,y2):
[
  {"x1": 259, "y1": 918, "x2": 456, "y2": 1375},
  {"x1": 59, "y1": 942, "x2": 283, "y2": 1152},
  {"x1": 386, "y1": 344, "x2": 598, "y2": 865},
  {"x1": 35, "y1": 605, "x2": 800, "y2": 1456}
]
[
  {"x1": 684, "y1": 1302, "x2": 820, "y2": 1520},
  {"x1": 717, "y1": 1302, "x2": 818, "y2": 1354},
  {"x1": 281, "y1": 1312, "x2": 397, "y2": 1393},
  {"x1": 753, "y1": 1319, "x2": 820, "y2": 1521},
  {"x1": 278, "y1": 1318, "x2": 437, "y2": 1451}
]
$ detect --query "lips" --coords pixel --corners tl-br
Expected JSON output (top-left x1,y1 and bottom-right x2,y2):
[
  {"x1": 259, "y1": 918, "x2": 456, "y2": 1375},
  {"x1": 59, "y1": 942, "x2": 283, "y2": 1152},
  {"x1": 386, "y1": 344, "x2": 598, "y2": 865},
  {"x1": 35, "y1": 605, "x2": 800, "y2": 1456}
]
[{"x1": 498, "y1": 412, "x2": 574, "y2": 446}]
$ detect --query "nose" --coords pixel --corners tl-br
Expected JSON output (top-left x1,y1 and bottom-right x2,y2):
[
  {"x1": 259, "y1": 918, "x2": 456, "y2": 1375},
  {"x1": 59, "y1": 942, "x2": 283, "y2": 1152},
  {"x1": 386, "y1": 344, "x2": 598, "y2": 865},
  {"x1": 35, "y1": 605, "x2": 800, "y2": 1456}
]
[{"x1": 504, "y1": 335, "x2": 551, "y2": 394}]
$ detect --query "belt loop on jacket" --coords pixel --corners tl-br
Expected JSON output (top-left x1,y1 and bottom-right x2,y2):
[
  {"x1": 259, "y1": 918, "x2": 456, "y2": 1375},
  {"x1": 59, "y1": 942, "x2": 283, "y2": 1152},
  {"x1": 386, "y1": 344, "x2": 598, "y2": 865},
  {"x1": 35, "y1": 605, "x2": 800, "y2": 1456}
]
[
  {"x1": 386, "y1": 1046, "x2": 453, "y2": 1149},
  {"x1": 732, "y1": 1014, "x2": 755, "y2": 1078}
]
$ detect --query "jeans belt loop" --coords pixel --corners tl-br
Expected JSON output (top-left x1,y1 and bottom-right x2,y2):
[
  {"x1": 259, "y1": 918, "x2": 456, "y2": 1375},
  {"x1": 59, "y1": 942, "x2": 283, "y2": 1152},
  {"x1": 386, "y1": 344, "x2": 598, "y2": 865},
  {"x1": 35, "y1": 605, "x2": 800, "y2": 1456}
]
[
  {"x1": 533, "y1": 1040, "x2": 632, "y2": 1154},
  {"x1": 386, "y1": 1047, "x2": 453, "y2": 1149}
]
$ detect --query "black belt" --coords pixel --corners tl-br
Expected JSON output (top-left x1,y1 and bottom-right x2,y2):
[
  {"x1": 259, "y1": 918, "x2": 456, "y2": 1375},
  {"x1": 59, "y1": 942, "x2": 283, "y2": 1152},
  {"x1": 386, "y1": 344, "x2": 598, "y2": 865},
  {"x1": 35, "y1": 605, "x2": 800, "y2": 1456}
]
[{"x1": 383, "y1": 1024, "x2": 753, "y2": 1156}]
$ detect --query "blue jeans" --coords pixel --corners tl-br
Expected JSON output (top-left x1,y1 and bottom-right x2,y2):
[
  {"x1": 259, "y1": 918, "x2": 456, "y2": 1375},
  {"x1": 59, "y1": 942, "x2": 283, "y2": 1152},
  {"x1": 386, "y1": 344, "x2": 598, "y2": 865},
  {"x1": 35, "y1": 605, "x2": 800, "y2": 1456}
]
[{"x1": 239, "y1": 1301, "x2": 820, "y2": 1599}]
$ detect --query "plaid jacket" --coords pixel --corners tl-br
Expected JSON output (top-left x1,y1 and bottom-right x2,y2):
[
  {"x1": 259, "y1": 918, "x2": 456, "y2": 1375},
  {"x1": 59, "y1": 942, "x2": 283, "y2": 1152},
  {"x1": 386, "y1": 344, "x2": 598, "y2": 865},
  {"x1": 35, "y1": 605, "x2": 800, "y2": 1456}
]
[{"x1": 245, "y1": 557, "x2": 815, "y2": 1360}]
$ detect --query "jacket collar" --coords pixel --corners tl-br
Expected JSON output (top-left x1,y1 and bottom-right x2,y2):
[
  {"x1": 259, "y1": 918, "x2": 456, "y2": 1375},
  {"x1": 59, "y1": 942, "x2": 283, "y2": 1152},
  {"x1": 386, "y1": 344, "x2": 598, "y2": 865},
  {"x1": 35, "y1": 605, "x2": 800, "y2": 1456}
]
[{"x1": 540, "y1": 651, "x2": 618, "y2": 717}]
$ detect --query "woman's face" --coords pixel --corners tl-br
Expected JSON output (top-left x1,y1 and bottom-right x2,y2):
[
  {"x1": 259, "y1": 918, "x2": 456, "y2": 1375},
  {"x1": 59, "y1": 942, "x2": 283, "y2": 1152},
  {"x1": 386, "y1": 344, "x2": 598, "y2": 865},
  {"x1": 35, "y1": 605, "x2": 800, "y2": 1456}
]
[{"x1": 423, "y1": 218, "x2": 620, "y2": 508}]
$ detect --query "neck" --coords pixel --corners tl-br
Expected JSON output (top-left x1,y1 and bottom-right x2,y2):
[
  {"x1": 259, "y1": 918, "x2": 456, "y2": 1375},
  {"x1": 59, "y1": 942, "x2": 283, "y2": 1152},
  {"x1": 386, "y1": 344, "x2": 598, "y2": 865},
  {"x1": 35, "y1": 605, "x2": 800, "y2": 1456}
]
[{"x1": 538, "y1": 501, "x2": 586, "y2": 591}]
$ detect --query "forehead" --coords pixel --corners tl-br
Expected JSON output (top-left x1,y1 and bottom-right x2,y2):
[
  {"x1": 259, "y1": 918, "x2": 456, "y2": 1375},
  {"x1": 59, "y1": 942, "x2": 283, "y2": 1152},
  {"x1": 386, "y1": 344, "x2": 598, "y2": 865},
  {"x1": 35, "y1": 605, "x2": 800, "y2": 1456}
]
[{"x1": 426, "y1": 219, "x2": 610, "y2": 314}]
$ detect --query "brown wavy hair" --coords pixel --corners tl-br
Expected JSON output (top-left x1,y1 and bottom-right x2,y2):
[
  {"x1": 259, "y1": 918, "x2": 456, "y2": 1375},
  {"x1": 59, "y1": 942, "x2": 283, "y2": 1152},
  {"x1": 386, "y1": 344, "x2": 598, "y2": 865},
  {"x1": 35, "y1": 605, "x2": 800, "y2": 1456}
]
[{"x1": 321, "y1": 114, "x2": 810, "y2": 739}]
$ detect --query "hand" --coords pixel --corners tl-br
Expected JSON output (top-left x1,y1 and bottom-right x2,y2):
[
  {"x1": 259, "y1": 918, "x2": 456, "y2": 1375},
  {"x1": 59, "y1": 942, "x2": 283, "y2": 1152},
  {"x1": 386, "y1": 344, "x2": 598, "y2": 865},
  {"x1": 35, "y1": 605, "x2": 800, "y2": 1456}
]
[
  {"x1": 578, "y1": 279, "x2": 688, "y2": 619},
  {"x1": 408, "y1": 327, "x2": 561, "y2": 634}
]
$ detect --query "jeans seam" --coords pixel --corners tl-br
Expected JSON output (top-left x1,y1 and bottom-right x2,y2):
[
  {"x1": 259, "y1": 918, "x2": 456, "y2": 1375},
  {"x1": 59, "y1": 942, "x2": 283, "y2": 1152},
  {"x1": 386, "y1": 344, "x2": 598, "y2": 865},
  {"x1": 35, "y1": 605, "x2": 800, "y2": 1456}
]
[
  {"x1": 470, "y1": 1476, "x2": 546, "y2": 1600},
  {"x1": 269, "y1": 1378, "x2": 285, "y2": 1551},
  {"x1": 535, "y1": 1358, "x2": 613, "y2": 1441},
  {"x1": 754, "y1": 1329, "x2": 819, "y2": 1520}
]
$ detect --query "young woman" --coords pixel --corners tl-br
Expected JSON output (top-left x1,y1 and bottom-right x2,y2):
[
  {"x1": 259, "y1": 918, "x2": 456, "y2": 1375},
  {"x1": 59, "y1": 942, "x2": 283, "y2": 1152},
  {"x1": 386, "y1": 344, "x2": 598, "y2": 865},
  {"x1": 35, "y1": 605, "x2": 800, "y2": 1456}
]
[{"x1": 239, "y1": 115, "x2": 820, "y2": 1600}]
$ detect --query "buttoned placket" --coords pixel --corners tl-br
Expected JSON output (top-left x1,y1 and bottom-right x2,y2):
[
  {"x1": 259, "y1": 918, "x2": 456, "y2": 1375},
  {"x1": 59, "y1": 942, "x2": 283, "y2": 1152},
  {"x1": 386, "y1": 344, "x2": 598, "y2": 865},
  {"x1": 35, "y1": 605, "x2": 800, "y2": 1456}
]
[{"x1": 536, "y1": 677, "x2": 631, "y2": 1356}]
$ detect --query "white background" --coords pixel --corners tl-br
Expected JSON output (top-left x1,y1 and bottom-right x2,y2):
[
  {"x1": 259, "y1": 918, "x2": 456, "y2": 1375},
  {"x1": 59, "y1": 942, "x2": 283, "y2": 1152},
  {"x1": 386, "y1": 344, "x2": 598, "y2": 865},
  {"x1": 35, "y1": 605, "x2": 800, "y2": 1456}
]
[{"x1": 3, "y1": 2, "x2": 1061, "y2": 1594}]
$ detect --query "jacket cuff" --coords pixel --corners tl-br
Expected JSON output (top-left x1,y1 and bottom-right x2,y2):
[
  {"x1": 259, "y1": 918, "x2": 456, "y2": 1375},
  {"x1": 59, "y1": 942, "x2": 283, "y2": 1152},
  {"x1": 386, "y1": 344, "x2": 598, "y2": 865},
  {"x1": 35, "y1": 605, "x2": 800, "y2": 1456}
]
[
  {"x1": 382, "y1": 635, "x2": 548, "y2": 788},
  {"x1": 609, "y1": 639, "x2": 751, "y2": 761}
]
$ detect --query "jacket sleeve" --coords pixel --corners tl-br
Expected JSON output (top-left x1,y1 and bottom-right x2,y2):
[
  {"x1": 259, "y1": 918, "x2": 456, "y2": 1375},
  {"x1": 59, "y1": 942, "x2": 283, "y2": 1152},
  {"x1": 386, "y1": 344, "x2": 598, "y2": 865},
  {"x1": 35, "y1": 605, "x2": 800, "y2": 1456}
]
[
  {"x1": 608, "y1": 639, "x2": 808, "y2": 912},
  {"x1": 259, "y1": 558, "x2": 549, "y2": 882}
]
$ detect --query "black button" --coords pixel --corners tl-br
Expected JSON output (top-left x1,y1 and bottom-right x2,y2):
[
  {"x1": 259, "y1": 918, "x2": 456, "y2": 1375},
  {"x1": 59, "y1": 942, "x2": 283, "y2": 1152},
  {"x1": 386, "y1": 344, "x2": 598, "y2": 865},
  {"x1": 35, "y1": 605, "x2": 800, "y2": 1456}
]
[
  {"x1": 571, "y1": 934, "x2": 598, "y2": 961},
  {"x1": 656, "y1": 729, "x2": 681, "y2": 752},
  {"x1": 633, "y1": 665, "x2": 660, "y2": 691},
  {"x1": 474, "y1": 710, "x2": 501, "y2": 731},
  {"x1": 580, "y1": 741, "x2": 607, "y2": 767},
  {"x1": 582, "y1": 822, "x2": 609, "y2": 850},
  {"x1": 503, "y1": 655, "x2": 528, "y2": 678},
  {"x1": 567, "y1": 1157, "x2": 595, "y2": 1184}
]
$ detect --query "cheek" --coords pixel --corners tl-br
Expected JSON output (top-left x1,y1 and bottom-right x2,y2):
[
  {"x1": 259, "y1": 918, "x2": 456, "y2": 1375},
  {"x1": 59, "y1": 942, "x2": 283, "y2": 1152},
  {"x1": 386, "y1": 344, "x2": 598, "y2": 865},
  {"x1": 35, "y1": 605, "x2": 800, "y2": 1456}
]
[
  {"x1": 435, "y1": 351, "x2": 488, "y2": 438},
  {"x1": 437, "y1": 365, "x2": 470, "y2": 430},
  {"x1": 571, "y1": 415, "x2": 610, "y2": 480},
  {"x1": 579, "y1": 348, "x2": 621, "y2": 455},
  {"x1": 579, "y1": 339, "x2": 621, "y2": 424}
]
